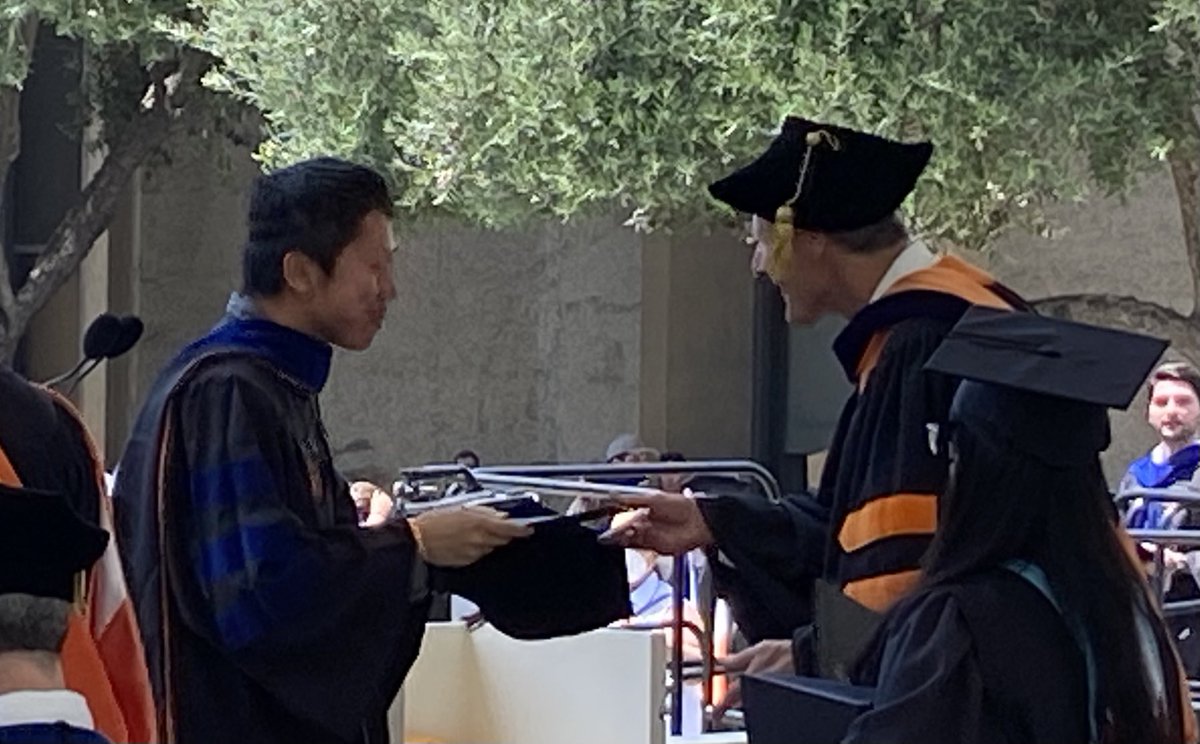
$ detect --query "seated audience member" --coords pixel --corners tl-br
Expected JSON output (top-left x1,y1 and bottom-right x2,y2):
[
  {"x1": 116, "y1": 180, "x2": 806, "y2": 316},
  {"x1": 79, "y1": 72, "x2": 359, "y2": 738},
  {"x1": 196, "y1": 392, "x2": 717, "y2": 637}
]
[
  {"x1": 605, "y1": 434, "x2": 659, "y2": 464},
  {"x1": 454, "y1": 449, "x2": 481, "y2": 469},
  {"x1": 608, "y1": 510, "x2": 704, "y2": 660},
  {"x1": 1122, "y1": 362, "x2": 1200, "y2": 676},
  {"x1": 1123, "y1": 362, "x2": 1200, "y2": 526}
]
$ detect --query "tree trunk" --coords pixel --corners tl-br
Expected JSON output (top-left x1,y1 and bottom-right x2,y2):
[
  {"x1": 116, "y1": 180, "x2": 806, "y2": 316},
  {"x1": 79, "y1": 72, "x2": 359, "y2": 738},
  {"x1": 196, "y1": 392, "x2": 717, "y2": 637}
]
[
  {"x1": 1169, "y1": 125, "x2": 1200, "y2": 313},
  {"x1": 1037, "y1": 111, "x2": 1200, "y2": 365},
  {"x1": 0, "y1": 48, "x2": 211, "y2": 362},
  {"x1": 0, "y1": 16, "x2": 41, "y2": 356}
]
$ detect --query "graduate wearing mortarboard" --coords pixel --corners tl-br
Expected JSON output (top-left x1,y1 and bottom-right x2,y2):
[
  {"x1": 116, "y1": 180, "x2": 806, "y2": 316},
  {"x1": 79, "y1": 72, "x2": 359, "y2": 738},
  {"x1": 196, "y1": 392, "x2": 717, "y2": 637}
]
[
  {"x1": 608, "y1": 117, "x2": 1028, "y2": 694},
  {"x1": 844, "y1": 309, "x2": 1196, "y2": 744},
  {"x1": 0, "y1": 484, "x2": 113, "y2": 744}
]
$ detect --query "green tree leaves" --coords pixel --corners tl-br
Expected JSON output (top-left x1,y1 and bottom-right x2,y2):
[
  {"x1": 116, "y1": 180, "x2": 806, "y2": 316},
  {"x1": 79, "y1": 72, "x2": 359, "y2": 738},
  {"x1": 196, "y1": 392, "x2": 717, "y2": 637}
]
[{"x1": 5, "y1": 0, "x2": 1197, "y2": 247}]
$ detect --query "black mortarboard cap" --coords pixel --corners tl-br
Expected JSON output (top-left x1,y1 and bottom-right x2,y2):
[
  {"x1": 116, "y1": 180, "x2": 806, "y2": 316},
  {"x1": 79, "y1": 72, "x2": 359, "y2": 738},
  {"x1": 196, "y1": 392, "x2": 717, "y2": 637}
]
[
  {"x1": 0, "y1": 483, "x2": 108, "y2": 602},
  {"x1": 707, "y1": 116, "x2": 933, "y2": 230},
  {"x1": 437, "y1": 515, "x2": 631, "y2": 640},
  {"x1": 924, "y1": 307, "x2": 1168, "y2": 465}
]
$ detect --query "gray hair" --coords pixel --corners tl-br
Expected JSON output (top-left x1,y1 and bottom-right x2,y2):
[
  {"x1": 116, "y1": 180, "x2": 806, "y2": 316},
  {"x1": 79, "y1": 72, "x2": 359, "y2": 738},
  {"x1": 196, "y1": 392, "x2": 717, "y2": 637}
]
[
  {"x1": 828, "y1": 213, "x2": 909, "y2": 254},
  {"x1": 0, "y1": 594, "x2": 71, "y2": 654}
]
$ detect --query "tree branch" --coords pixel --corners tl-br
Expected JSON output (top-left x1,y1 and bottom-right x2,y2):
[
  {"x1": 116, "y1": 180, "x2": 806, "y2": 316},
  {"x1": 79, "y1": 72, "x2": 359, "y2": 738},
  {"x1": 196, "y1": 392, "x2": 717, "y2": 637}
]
[
  {"x1": 0, "y1": 15, "x2": 40, "y2": 343},
  {"x1": 1032, "y1": 293, "x2": 1200, "y2": 362},
  {"x1": 7, "y1": 48, "x2": 212, "y2": 345}
]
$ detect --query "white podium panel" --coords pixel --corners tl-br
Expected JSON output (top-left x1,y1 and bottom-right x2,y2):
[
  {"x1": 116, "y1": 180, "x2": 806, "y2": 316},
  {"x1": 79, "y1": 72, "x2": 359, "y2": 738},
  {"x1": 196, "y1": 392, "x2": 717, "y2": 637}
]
[{"x1": 400, "y1": 622, "x2": 667, "y2": 744}]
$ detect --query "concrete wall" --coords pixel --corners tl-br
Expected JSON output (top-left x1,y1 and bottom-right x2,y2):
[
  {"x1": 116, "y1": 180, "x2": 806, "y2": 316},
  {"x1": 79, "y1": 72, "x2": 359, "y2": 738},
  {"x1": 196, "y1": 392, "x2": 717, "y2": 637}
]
[
  {"x1": 973, "y1": 168, "x2": 1190, "y2": 482},
  {"x1": 128, "y1": 137, "x2": 644, "y2": 479},
  {"x1": 321, "y1": 216, "x2": 643, "y2": 475},
  {"x1": 639, "y1": 227, "x2": 754, "y2": 459},
  {"x1": 71, "y1": 132, "x2": 1191, "y2": 486}
]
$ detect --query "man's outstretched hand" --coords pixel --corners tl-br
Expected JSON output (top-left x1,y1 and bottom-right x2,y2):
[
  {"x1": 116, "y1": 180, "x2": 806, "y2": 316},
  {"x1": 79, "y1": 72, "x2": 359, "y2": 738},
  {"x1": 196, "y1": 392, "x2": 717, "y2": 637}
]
[
  {"x1": 410, "y1": 506, "x2": 532, "y2": 567},
  {"x1": 599, "y1": 489, "x2": 716, "y2": 555}
]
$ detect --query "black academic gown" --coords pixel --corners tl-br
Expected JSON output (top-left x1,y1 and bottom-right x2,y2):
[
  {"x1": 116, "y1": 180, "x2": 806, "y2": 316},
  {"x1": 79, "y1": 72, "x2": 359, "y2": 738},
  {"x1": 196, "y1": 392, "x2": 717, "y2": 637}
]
[
  {"x1": 845, "y1": 570, "x2": 1091, "y2": 744},
  {"x1": 696, "y1": 258, "x2": 1025, "y2": 634},
  {"x1": 116, "y1": 314, "x2": 631, "y2": 744},
  {"x1": 698, "y1": 485, "x2": 826, "y2": 643},
  {"x1": 116, "y1": 327, "x2": 429, "y2": 744}
]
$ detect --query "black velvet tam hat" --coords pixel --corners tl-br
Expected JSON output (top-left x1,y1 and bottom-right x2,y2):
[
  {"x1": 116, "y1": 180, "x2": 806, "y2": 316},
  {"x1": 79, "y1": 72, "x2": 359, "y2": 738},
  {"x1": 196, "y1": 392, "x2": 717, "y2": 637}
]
[
  {"x1": 0, "y1": 483, "x2": 108, "y2": 602},
  {"x1": 708, "y1": 116, "x2": 933, "y2": 231}
]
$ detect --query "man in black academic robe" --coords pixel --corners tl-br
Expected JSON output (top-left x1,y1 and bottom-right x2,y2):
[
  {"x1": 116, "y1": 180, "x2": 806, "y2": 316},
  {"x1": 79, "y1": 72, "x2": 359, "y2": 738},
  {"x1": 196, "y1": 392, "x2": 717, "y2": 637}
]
[
  {"x1": 115, "y1": 158, "x2": 553, "y2": 744},
  {"x1": 609, "y1": 117, "x2": 1027, "y2": 691}
]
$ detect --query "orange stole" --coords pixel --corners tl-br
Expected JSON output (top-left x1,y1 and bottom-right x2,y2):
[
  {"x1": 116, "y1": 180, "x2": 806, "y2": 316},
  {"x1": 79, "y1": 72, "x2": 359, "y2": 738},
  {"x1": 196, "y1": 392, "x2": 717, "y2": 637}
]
[
  {"x1": 855, "y1": 255, "x2": 1015, "y2": 389},
  {"x1": 834, "y1": 256, "x2": 1017, "y2": 613}
]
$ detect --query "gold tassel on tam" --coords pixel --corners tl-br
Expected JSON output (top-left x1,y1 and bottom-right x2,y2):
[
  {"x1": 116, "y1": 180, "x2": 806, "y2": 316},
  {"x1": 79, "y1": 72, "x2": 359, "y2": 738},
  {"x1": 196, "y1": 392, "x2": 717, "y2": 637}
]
[
  {"x1": 769, "y1": 205, "x2": 796, "y2": 282},
  {"x1": 768, "y1": 129, "x2": 840, "y2": 281}
]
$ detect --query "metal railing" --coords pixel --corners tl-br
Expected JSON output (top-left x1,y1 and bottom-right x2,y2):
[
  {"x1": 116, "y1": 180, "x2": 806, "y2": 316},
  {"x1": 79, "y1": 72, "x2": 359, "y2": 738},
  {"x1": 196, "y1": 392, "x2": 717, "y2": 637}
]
[
  {"x1": 1120, "y1": 486, "x2": 1200, "y2": 704},
  {"x1": 395, "y1": 459, "x2": 782, "y2": 734}
]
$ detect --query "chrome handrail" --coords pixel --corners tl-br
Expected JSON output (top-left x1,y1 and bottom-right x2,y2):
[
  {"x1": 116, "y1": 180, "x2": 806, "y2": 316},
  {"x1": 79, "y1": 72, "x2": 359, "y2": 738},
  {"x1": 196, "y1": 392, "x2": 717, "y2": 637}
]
[{"x1": 395, "y1": 458, "x2": 779, "y2": 734}]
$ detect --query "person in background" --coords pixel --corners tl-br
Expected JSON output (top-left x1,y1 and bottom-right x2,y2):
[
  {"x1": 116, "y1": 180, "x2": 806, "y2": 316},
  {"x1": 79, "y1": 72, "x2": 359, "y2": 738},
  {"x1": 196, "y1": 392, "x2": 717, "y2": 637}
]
[
  {"x1": 567, "y1": 434, "x2": 660, "y2": 520},
  {"x1": 0, "y1": 485, "x2": 113, "y2": 744},
  {"x1": 605, "y1": 434, "x2": 659, "y2": 464},
  {"x1": 1122, "y1": 362, "x2": 1200, "y2": 523},
  {"x1": 608, "y1": 509, "x2": 704, "y2": 660},
  {"x1": 1121, "y1": 362, "x2": 1200, "y2": 676},
  {"x1": 454, "y1": 450, "x2": 481, "y2": 469},
  {"x1": 655, "y1": 451, "x2": 691, "y2": 494}
]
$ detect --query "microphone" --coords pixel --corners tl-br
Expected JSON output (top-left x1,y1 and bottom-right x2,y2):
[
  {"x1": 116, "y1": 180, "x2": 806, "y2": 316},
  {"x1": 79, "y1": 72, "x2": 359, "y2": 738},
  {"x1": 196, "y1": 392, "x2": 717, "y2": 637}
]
[
  {"x1": 43, "y1": 313, "x2": 121, "y2": 388},
  {"x1": 107, "y1": 316, "x2": 144, "y2": 360},
  {"x1": 67, "y1": 315, "x2": 144, "y2": 394},
  {"x1": 43, "y1": 313, "x2": 144, "y2": 391},
  {"x1": 82, "y1": 313, "x2": 126, "y2": 360}
]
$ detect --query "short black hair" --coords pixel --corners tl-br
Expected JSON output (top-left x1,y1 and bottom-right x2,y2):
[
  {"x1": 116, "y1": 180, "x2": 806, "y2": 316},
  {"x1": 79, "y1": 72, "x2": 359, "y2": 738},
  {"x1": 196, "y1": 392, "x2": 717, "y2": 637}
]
[
  {"x1": 242, "y1": 157, "x2": 394, "y2": 296},
  {"x1": 454, "y1": 449, "x2": 480, "y2": 467}
]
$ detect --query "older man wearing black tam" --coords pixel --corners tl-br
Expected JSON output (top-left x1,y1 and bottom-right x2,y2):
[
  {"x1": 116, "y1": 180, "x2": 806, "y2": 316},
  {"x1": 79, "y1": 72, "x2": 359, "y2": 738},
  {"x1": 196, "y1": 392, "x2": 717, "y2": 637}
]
[{"x1": 609, "y1": 116, "x2": 1030, "y2": 701}]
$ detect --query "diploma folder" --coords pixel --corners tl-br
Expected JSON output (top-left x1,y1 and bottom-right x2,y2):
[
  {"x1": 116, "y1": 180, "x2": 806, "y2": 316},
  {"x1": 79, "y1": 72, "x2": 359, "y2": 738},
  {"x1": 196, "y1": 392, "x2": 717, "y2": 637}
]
[
  {"x1": 743, "y1": 673, "x2": 873, "y2": 744},
  {"x1": 436, "y1": 505, "x2": 632, "y2": 640}
]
